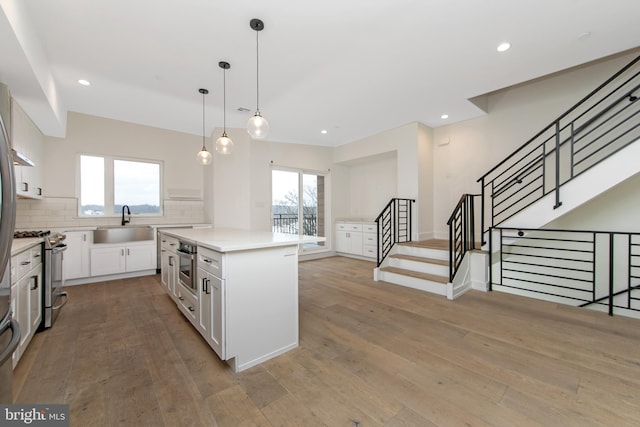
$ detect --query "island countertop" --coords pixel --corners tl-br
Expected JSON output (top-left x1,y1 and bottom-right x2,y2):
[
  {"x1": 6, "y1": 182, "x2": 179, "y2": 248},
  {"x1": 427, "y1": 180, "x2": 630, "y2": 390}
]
[{"x1": 160, "y1": 227, "x2": 324, "y2": 252}]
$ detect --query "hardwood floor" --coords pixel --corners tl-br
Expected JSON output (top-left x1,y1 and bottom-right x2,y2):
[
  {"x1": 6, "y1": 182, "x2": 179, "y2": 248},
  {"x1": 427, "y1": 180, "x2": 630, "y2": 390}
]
[{"x1": 13, "y1": 256, "x2": 640, "y2": 426}]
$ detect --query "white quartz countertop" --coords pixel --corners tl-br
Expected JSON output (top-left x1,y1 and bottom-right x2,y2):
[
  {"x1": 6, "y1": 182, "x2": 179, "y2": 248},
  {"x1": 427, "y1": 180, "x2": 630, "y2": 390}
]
[
  {"x1": 11, "y1": 238, "x2": 43, "y2": 256},
  {"x1": 160, "y1": 227, "x2": 325, "y2": 252}
]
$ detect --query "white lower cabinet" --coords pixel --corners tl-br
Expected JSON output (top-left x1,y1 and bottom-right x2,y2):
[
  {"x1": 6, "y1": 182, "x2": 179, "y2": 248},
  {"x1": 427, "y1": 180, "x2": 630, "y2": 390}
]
[
  {"x1": 63, "y1": 231, "x2": 92, "y2": 280},
  {"x1": 198, "y1": 246, "x2": 225, "y2": 359},
  {"x1": 90, "y1": 242, "x2": 156, "y2": 277},
  {"x1": 160, "y1": 234, "x2": 179, "y2": 301},
  {"x1": 176, "y1": 286, "x2": 198, "y2": 326},
  {"x1": 335, "y1": 221, "x2": 376, "y2": 259},
  {"x1": 11, "y1": 243, "x2": 43, "y2": 368}
]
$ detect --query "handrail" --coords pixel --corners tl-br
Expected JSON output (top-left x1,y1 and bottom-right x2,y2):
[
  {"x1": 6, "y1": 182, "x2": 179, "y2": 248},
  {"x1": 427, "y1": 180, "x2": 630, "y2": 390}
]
[
  {"x1": 477, "y1": 54, "x2": 640, "y2": 236},
  {"x1": 375, "y1": 198, "x2": 415, "y2": 267},
  {"x1": 447, "y1": 194, "x2": 480, "y2": 281},
  {"x1": 478, "y1": 55, "x2": 640, "y2": 181},
  {"x1": 490, "y1": 227, "x2": 640, "y2": 317}
]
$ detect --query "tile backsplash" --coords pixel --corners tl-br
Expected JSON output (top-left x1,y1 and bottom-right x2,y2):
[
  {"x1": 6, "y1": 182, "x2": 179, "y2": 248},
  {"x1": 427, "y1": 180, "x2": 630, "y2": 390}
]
[{"x1": 15, "y1": 197, "x2": 207, "y2": 230}]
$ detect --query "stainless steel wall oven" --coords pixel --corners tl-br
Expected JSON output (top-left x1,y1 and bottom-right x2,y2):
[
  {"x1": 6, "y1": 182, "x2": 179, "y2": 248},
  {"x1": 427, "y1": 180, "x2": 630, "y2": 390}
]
[{"x1": 177, "y1": 240, "x2": 197, "y2": 294}]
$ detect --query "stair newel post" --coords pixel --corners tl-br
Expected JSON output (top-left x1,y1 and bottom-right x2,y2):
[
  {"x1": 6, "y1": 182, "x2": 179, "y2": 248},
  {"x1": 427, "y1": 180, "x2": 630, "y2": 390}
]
[
  {"x1": 479, "y1": 177, "x2": 486, "y2": 245},
  {"x1": 449, "y1": 218, "x2": 454, "y2": 282},
  {"x1": 553, "y1": 120, "x2": 563, "y2": 209}
]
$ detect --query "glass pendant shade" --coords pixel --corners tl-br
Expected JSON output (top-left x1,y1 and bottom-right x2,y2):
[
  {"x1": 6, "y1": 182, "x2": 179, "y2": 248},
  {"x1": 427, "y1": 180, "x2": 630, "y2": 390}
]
[
  {"x1": 197, "y1": 88, "x2": 211, "y2": 165},
  {"x1": 216, "y1": 132, "x2": 233, "y2": 154},
  {"x1": 197, "y1": 147, "x2": 212, "y2": 165},
  {"x1": 247, "y1": 113, "x2": 269, "y2": 139},
  {"x1": 217, "y1": 61, "x2": 233, "y2": 155}
]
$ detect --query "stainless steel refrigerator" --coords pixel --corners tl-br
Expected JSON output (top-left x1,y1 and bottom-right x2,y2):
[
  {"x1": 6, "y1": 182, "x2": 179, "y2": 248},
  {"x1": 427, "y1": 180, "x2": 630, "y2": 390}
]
[{"x1": 0, "y1": 113, "x2": 18, "y2": 403}]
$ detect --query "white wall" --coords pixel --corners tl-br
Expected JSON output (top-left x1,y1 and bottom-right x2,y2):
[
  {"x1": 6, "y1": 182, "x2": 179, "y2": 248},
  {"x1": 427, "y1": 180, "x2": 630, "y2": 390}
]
[
  {"x1": 44, "y1": 112, "x2": 203, "y2": 199},
  {"x1": 546, "y1": 173, "x2": 640, "y2": 232},
  {"x1": 208, "y1": 126, "x2": 334, "y2": 232},
  {"x1": 17, "y1": 112, "x2": 207, "y2": 229},
  {"x1": 333, "y1": 122, "x2": 425, "y2": 239},
  {"x1": 431, "y1": 49, "x2": 640, "y2": 238}
]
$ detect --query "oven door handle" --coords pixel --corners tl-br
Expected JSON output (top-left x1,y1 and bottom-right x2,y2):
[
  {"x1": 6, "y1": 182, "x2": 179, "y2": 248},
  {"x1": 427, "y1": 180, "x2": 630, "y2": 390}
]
[
  {"x1": 52, "y1": 291, "x2": 69, "y2": 310},
  {"x1": 177, "y1": 249, "x2": 195, "y2": 259},
  {"x1": 52, "y1": 244, "x2": 68, "y2": 254}
]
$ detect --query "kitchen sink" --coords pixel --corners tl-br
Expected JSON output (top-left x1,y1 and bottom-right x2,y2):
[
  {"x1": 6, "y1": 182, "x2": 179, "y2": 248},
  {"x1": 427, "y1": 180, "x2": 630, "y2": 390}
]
[{"x1": 93, "y1": 226, "x2": 154, "y2": 244}]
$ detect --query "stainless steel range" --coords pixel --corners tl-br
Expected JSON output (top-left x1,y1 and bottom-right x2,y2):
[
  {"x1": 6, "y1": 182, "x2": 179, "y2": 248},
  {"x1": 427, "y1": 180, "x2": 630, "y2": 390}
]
[
  {"x1": 43, "y1": 232, "x2": 67, "y2": 328},
  {"x1": 13, "y1": 230, "x2": 68, "y2": 328}
]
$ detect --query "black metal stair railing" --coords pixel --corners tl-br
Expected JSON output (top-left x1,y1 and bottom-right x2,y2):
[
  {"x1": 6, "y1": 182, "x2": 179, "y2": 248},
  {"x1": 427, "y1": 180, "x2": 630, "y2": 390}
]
[
  {"x1": 447, "y1": 194, "x2": 480, "y2": 281},
  {"x1": 477, "y1": 54, "x2": 640, "y2": 237},
  {"x1": 375, "y1": 198, "x2": 415, "y2": 267},
  {"x1": 489, "y1": 227, "x2": 640, "y2": 316}
]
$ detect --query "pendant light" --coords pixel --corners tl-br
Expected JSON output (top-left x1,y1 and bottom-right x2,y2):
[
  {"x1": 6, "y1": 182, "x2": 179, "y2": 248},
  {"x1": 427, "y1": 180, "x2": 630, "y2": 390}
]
[
  {"x1": 196, "y1": 88, "x2": 212, "y2": 165},
  {"x1": 215, "y1": 61, "x2": 233, "y2": 155},
  {"x1": 247, "y1": 18, "x2": 269, "y2": 139}
]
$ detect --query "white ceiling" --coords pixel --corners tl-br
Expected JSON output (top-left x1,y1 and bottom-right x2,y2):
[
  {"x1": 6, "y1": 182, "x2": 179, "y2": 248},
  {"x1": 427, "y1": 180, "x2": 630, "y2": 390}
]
[{"x1": 1, "y1": 0, "x2": 639, "y2": 147}]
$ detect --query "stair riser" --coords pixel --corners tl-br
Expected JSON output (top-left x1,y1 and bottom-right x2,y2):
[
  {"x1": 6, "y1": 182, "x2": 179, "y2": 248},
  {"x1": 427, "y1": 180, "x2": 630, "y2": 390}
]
[
  {"x1": 389, "y1": 258, "x2": 448, "y2": 276},
  {"x1": 377, "y1": 271, "x2": 447, "y2": 296},
  {"x1": 397, "y1": 245, "x2": 448, "y2": 261}
]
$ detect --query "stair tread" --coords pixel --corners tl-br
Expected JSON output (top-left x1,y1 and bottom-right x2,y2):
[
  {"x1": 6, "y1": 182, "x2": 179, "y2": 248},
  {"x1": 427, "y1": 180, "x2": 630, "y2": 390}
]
[
  {"x1": 398, "y1": 239, "x2": 448, "y2": 250},
  {"x1": 390, "y1": 254, "x2": 448, "y2": 266},
  {"x1": 380, "y1": 266, "x2": 448, "y2": 284}
]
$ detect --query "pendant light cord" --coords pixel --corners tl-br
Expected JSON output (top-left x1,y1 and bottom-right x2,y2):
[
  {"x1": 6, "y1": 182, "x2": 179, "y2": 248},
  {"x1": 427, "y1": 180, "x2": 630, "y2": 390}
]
[
  {"x1": 255, "y1": 30, "x2": 260, "y2": 114},
  {"x1": 223, "y1": 67, "x2": 227, "y2": 132},
  {"x1": 202, "y1": 90, "x2": 206, "y2": 146}
]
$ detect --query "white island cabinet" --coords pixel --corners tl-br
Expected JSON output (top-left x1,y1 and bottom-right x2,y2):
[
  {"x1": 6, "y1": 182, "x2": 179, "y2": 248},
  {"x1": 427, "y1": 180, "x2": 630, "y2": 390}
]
[{"x1": 160, "y1": 228, "x2": 323, "y2": 372}]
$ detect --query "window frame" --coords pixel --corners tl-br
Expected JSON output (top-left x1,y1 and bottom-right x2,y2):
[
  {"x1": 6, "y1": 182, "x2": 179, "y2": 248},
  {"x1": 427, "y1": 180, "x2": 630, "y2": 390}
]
[
  {"x1": 270, "y1": 165, "x2": 328, "y2": 254},
  {"x1": 77, "y1": 153, "x2": 164, "y2": 218}
]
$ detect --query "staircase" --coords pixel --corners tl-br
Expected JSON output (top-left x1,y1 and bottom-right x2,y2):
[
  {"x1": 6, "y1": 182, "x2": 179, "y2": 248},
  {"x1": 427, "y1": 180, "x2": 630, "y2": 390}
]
[{"x1": 374, "y1": 240, "x2": 449, "y2": 296}]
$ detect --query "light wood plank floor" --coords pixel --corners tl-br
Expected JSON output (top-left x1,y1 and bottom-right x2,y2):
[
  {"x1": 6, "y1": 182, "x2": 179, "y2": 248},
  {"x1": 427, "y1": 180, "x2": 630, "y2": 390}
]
[{"x1": 13, "y1": 256, "x2": 640, "y2": 426}]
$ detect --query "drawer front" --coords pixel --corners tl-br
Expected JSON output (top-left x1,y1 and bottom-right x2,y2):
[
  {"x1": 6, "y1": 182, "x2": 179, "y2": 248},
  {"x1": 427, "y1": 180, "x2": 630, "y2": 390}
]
[
  {"x1": 198, "y1": 247, "x2": 223, "y2": 278},
  {"x1": 30, "y1": 246, "x2": 43, "y2": 268},
  {"x1": 363, "y1": 245, "x2": 377, "y2": 258},
  {"x1": 161, "y1": 235, "x2": 179, "y2": 252},
  {"x1": 16, "y1": 250, "x2": 32, "y2": 280},
  {"x1": 363, "y1": 224, "x2": 376, "y2": 233},
  {"x1": 363, "y1": 233, "x2": 377, "y2": 245},
  {"x1": 336, "y1": 222, "x2": 363, "y2": 232}
]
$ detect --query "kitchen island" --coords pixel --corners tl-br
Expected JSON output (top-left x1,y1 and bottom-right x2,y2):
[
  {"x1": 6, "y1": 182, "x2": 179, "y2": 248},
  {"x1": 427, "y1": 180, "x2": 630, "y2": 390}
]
[{"x1": 159, "y1": 227, "x2": 323, "y2": 372}]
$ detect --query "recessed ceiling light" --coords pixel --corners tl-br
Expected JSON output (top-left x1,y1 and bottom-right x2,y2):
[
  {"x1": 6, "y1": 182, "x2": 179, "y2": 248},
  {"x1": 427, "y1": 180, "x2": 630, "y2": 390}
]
[
  {"x1": 441, "y1": 114, "x2": 449, "y2": 119},
  {"x1": 321, "y1": 130, "x2": 328, "y2": 134},
  {"x1": 497, "y1": 42, "x2": 511, "y2": 52},
  {"x1": 78, "y1": 79, "x2": 91, "y2": 86}
]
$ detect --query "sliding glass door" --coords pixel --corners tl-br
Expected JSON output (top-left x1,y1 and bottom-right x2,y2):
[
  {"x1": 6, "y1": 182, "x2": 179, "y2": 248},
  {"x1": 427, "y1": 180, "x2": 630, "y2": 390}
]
[{"x1": 272, "y1": 168, "x2": 326, "y2": 252}]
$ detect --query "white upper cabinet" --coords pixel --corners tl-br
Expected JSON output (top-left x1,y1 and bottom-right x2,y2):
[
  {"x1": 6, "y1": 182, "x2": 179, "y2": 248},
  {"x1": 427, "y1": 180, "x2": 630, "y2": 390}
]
[{"x1": 11, "y1": 100, "x2": 44, "y2": 199}]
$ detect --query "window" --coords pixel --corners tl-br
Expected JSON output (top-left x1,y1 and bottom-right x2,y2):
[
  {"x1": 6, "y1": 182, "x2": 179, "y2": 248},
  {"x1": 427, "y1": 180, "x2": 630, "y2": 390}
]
[
  {"x1": 271, "y1": 168, "x2": 326, "y2": 252},
  {"x1": 79, "y1": 155, "x2": 162, "y2": 216}
]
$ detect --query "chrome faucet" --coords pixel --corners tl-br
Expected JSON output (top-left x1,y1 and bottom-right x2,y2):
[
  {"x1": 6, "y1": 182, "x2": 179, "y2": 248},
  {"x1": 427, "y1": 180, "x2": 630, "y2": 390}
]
[{"x1": 121, "y1": 205, "x2": 131, "y2": 226}]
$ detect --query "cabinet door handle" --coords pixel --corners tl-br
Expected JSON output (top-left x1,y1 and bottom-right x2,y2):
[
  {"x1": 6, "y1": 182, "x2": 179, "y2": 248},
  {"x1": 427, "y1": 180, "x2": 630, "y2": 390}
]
[
  {"x1": 30, "y1": 275, "x2": 38, "y2": 290},
  {"x1": 83, "y1": 234, "x2": 87, "y2": 242},
  {"x1": 202, "y1": 277, "x2": 207, "y2": 293},
  {"x1": 36, "y1": 187, "x2": 42, "y2": 196},
  {"x1": 168, "y1": 256, "x2": 173, "y2": 267},
  {"x1": 203, "y1": 258, "x2": 212, "y2": 264},
  {"x1": 21, "y1": 261, "x2": 31, "y2": 266},
  {"x1": 121, "y1": 249, "x2": 125, "y2": 256},
  {"x1": 33, "y1": 253, "x2": 40, "y2": 259},
  {"x1": 178, "y1": 296, "x2": 184, "y2": 301},
  {"x1": 21, "y1": 182, "x2": 28, "y2": 192},
  {"x1": 127, "y1": 248, "x2": 130, "y2": 256},
  {"x1": 206, "y1": 278, "x2": 211, "y2": 295},
  {"x1": 188, "y1": 306, "x2": 195, "y2": 312}
]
